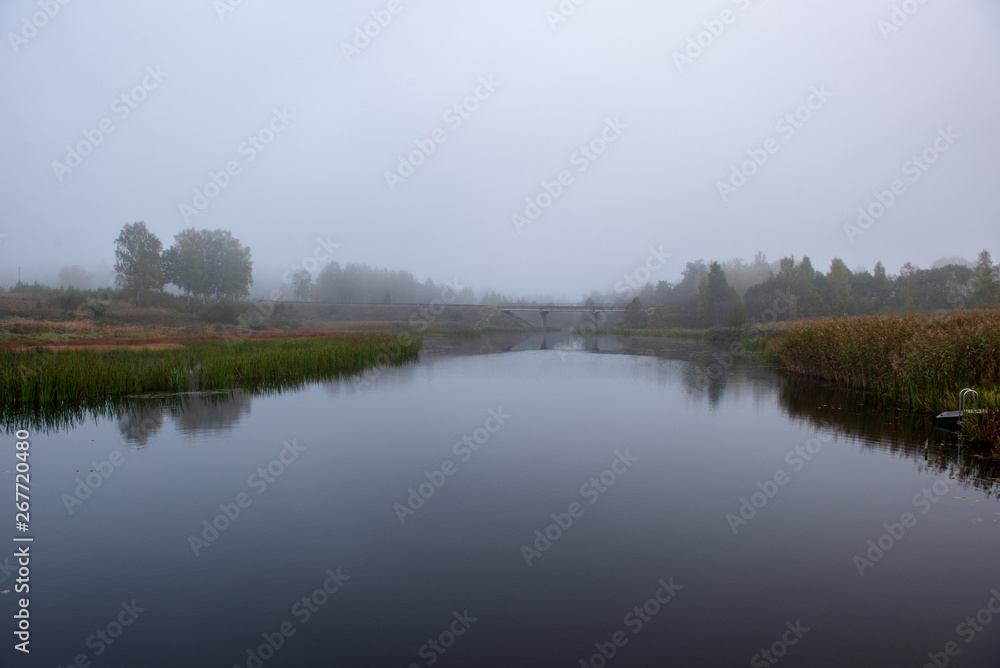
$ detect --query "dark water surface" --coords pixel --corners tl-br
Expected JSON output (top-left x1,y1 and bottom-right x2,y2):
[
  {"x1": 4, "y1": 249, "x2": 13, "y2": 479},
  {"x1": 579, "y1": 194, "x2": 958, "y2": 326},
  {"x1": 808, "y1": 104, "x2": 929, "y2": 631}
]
[{"x1": 3, "y1": 334, "x2": 999, "y2": 667}]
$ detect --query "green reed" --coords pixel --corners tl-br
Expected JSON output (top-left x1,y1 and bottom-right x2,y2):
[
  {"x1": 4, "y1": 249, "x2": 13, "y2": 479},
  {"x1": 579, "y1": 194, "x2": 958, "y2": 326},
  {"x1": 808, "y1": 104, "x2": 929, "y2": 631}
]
[{"x1": 1, "y1": 334, "x2": 422, "y2": 409}]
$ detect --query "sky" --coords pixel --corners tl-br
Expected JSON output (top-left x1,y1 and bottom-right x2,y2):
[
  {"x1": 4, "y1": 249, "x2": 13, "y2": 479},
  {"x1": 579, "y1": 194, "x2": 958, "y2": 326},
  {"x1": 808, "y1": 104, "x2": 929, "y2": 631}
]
[{"x1": 1, "y1": 0, "x2": 998, "y2": 300}]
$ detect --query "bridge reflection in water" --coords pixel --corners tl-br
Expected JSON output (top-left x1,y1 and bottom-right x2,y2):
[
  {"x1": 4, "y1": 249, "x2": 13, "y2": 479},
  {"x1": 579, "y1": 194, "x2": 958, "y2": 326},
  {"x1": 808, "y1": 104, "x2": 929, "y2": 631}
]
[{"x1": 497, "y1": 305, "x2": 628, "y2": 331}]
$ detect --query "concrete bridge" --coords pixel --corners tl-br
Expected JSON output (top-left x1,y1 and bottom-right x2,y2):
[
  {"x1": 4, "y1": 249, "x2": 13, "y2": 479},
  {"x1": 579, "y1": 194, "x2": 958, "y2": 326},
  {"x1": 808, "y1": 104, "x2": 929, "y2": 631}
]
[{"x1": 497, "y1": 305, "x2": 627, "y2": 331}]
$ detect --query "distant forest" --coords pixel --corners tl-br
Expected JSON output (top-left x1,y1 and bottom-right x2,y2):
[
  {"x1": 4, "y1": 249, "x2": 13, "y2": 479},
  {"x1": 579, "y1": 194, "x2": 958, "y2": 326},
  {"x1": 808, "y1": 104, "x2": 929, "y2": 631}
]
[
  {"x1": 5, "y1": 221, "x2": 998, "y2": 330},
  {"x1": 605, "y1": 250, "x2": 1000, "y2": 328}
]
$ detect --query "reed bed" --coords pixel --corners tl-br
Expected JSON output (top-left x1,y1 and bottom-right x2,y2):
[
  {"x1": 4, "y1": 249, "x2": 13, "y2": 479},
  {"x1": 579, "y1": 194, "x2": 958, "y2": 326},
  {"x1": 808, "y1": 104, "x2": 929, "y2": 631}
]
[
  {"x1": 766, "y1": 311, "x2": 1000, "y2": 446},
  {"x1": 1, "y1": 334, "x2": 422, "y2": 408}
]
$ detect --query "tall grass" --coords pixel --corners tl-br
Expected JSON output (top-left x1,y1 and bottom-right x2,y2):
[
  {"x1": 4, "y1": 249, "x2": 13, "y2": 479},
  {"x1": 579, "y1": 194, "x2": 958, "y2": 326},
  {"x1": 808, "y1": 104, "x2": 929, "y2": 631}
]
[
  {"x1": 1, "y1": 334, "x2": 422, "y2": 408},
  {"x1": 766, "y1": 311, "x2": 1000, "y2": 446}
]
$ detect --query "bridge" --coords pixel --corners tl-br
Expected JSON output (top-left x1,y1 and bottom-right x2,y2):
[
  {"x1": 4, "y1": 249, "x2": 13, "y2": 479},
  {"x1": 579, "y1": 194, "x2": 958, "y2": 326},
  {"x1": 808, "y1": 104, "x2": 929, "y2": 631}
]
[{"x1": 497, "y1": 305, "x2": 628, "y2": 331}]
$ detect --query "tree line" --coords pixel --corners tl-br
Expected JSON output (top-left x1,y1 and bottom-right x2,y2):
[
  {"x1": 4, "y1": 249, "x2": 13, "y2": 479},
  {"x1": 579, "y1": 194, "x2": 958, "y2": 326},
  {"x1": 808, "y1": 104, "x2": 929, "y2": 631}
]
[
  {"x1": 637, "y1": 250, "x2": 1000, "y2": 328},
  {"x1": 33, "y1": 224, "x2": 1000, "y2": 327},
  {"x1": 287, "y1": 262, "x2": 474, "y2": 305}
]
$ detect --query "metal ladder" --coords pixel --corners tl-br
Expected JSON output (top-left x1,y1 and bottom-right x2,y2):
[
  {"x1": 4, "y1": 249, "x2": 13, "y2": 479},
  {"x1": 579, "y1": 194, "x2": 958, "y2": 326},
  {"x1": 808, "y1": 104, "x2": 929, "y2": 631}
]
[{"x1": 959, "y1": 388, "x2": 979, "y2": 415}]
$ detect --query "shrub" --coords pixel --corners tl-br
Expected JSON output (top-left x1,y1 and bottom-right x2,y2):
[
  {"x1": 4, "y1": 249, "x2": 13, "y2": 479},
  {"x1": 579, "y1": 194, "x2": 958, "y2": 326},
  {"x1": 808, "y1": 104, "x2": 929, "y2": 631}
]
[
  {"x1": 48, "y1": 288, "x2": 86, "y2": 313},
  {"x1": 200, "y1": 301, "x2": 239, "y2": 325}
]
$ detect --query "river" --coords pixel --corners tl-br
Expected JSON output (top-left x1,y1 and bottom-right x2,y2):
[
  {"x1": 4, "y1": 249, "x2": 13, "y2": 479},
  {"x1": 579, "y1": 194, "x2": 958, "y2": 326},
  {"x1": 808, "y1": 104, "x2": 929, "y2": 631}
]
[{"x1": 3, "y1": 333, "x2": 999, "y2": 667}]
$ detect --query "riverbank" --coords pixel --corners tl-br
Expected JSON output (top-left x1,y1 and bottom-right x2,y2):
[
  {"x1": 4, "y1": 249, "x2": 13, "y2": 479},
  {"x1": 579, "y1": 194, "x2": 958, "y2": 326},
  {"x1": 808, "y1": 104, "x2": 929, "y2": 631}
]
[
  {"x1": 595, "y1": 313, "x2": 1000, "y2": 453},
  {"x1": 757, "y1": 311, "x2": 1000, "y2": 452},
  {"x1": 0, "y1": 292, "x2": 527, "y2": 343},
  {"x1": 2, "y1": 333, "x2": 422, "y2": 408}
]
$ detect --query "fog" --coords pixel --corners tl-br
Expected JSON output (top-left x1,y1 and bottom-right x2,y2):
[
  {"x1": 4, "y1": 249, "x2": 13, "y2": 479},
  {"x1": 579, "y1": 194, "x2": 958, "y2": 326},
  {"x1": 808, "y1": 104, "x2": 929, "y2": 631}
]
[{"x1": 2, "y1": 0, "x2": 998, "y2": 300}]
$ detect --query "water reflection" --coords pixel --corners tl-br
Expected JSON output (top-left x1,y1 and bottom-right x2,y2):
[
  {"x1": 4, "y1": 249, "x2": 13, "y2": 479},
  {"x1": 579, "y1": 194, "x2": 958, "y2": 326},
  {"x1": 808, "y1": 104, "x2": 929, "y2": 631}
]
[
  {"x1": 4, "y1": 333, "x2": 997, "y2": 495},
  {"x1": 117, "y1": 407, "x2": 164, "y2": 447},
  {"x1": 168, "y1": 390, "x2": 252, "y2": 437},
  {"x1": 604, "y1": 333, "x2": 1000, "y2": 496},
  {"x1": 777, "y1": 374, "x2": 1000, "y2": 497}
]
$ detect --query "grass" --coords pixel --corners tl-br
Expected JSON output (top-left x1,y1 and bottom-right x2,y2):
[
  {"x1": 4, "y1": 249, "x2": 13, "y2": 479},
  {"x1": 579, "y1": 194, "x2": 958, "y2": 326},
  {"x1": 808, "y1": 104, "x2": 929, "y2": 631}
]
[
  {"x1": 2, "y1": 333, "x2": 422, "y2": 410},
  {"x1": 760, "y1": 311, "x2": 1000, "y2": 449}
]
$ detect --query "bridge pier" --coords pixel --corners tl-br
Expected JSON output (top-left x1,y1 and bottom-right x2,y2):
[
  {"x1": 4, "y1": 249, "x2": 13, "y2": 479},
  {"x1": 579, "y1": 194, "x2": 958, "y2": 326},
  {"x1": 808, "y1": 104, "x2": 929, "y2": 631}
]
[{"x1": 540, "y1": 310, "x2": 549, "y2": 331}]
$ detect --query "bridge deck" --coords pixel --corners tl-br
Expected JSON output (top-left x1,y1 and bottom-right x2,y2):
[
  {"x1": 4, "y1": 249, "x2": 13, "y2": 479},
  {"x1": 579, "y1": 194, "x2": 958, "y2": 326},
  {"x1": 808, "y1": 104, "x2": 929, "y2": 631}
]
[{"x1": 497, "y1": 305, "x2": 627, "y2": 312}]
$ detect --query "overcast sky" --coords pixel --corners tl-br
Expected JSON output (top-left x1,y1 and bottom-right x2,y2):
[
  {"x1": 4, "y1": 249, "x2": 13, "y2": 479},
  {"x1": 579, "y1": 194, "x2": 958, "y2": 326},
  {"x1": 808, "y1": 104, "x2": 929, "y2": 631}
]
[{"x1": 1, "y1": 0, "x2": 998, "y2": 299}]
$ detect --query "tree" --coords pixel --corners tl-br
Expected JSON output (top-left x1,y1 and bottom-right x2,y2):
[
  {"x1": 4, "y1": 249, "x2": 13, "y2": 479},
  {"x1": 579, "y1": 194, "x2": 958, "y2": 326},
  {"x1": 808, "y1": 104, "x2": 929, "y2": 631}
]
[
  {"x1": 623, "y1": 296, "x2": 647, "y2": 327},
  {"x1": 292, "y1": 269, "x2": 312, "y2": 301},
  {"x1": 315, "y1": 262, "x2": 343, "y2": 303},
  {"x1": 697, "y1": 261, "x2": 737, "y2": 325},
  {"x1": 721, "y1": 252, "x2": 773, "y2": 297},
  {"x1": 672, "y1": 261, "x2": 709, "y2": 307},
  {"x1": 651, "y1": 280, "x2": 672, "y2": 306},
  {"x1": 58, "y1": 265, "x2": 93, "y2": 290},
  {"x1": 203, "y1": 229, "x2": 253, "y2": 301},
  {"x1": 872, "y1": 261, "x2": 893, "y2": 311},
  {"x1": 827, "y1": 258, "x2": 853, "y2": 315},
  {"x1": 895, "y1": 262, "x2": 919, "y2": 309},
  {"x1": 163, "y1": 228, "x2": 252, "y2": 302},
  {"x1": 114, "y1": 222, "x2": 164, "y2": 304},
  {"x1": 793, "y1": 256, "x2": 826, "y2": 316},
  {"x1": 163, "y1": 228, "x2": 209, "y2": 301},
  {"x1": 972, "y1": 250, "x2": 999, "y2": 308}
]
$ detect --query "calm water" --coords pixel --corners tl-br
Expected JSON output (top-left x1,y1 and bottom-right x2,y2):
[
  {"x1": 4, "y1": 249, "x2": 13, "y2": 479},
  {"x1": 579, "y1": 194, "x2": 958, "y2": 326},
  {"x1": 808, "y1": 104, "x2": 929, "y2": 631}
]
[{"x1": 3, "y1": 334, "x2": 999, "y2": 667}]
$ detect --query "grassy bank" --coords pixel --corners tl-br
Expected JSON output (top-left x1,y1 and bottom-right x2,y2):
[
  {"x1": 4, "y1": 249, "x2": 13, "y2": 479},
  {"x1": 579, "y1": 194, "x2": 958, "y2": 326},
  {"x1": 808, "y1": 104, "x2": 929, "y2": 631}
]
[
  {"x1": 760, "y1": 311, "x2": 1000, "y2": 449},
  {"x1": 2, "y1": 333, "x2": 422, "y2": 407}
]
